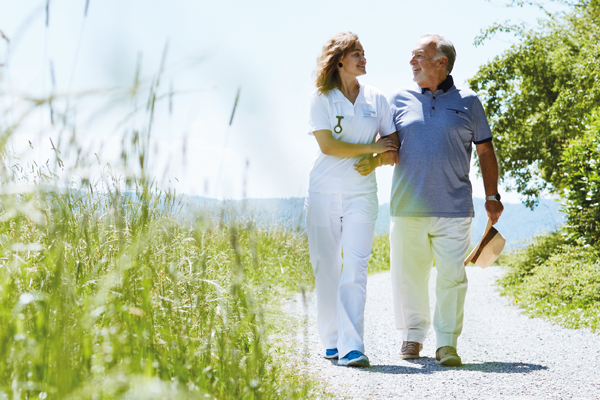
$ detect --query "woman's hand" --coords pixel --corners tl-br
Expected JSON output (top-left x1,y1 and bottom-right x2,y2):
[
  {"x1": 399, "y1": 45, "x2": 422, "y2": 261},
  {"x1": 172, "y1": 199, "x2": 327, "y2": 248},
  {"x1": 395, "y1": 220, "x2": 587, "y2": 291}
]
[
  {"x1": 354, "y1": 156, "x2": 379, "y2": 176},
  {"x1": 371, "y1": 136, "x2": 398, "y2": 154}
]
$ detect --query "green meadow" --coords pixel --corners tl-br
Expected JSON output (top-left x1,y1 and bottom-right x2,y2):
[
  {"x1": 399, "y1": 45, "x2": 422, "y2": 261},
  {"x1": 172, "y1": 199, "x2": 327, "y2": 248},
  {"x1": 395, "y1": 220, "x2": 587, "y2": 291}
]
[{"x1": 0, "y1": 167, "x2": 325, "y2": 399}]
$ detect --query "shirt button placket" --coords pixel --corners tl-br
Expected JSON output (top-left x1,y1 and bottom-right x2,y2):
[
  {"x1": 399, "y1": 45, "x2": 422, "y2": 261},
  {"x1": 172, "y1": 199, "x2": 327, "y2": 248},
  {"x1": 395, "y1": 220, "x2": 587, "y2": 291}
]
[{"x1": 431, "y1": 94, "x2": 436, "y2": 117}]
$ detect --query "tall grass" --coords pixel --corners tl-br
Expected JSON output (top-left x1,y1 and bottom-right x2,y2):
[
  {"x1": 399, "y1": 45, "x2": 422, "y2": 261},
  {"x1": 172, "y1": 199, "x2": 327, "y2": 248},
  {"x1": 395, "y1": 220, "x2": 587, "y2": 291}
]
[
  {"x1": 0, "y1": 176, "x2": 319, "y2": 399},
  {"x1": 0, "y1": 30, "x2": 321, "y2": 398}
]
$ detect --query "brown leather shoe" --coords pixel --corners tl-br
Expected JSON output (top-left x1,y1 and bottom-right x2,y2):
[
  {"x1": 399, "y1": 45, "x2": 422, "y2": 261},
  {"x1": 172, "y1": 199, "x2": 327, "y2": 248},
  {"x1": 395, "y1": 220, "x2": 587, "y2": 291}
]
[
  {"x1": 400, "y1": 341, "x2": 423, "y2": 359},
  {"x1": 435, "y1": 346, "x2": 462, "y2": 366}
]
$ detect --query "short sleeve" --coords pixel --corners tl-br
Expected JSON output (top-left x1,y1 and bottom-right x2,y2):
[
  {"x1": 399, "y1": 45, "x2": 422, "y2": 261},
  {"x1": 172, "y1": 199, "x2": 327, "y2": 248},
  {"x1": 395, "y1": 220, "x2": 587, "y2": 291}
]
[
  {"x1": 377, "y1": 94, "x2": 396, "y2": 137},
  {"x1": 307, "y1": 92, "x2": 332, "y2": 136},
  {"x1": 387, "y1": 92, "x2": 401, "y2": 132},
  {"x1": 471, "y1": 96, "x2": 493, "y2": 144}
]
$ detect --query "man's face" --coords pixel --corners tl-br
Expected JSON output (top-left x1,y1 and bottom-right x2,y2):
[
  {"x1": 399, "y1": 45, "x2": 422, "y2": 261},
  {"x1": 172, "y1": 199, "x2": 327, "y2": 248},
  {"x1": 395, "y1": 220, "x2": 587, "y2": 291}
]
[{"x1": 409, "y1": 38, "x2": 443, "y2": 85}]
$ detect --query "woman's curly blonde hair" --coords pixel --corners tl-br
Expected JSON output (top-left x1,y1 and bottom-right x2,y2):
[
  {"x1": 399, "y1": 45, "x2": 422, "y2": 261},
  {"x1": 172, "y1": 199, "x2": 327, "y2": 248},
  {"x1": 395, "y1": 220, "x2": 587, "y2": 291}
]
[{"x1": 314, "y1": 31, "x2": 360, "y2": 94}]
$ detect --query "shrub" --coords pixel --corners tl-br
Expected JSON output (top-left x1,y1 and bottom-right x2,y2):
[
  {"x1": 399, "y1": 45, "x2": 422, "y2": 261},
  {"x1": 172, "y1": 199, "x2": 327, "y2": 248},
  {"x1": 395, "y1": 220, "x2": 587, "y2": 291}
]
[
  {"x1": 560, "y1": 109, "x2": 600, "y2": 245},
  {"x1": 508, "y1": 245, "x2": 600, "y2": 332},
  {"x1": 499, "y1": 230, "x2": 571, "y2": 291},
  {"x1": 499, "y1": 230, "x2": 600, "y2": 333}
]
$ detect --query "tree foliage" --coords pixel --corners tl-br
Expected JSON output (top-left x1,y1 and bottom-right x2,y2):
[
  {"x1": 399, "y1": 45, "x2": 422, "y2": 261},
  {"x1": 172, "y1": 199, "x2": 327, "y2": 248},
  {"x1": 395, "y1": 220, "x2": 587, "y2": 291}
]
[
  {"x1": 469, "y1": 0, "x2": 600, "y2": 207},
  {"x1": 560, "y1": 109, "x2": 600, "y2": 245}
]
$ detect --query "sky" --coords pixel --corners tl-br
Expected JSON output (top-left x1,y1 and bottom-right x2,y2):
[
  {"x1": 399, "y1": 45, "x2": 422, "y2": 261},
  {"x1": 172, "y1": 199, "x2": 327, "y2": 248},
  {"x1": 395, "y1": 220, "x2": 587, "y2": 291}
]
[{"x1": 0, "y1": 0, "x2": 565, "y2": 203}]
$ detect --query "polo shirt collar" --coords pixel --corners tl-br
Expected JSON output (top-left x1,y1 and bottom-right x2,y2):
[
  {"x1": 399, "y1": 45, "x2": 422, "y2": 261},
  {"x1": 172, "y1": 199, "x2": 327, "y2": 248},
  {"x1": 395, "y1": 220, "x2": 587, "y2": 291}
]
[
  {"x1": 420, "y1": 75, "x2": 454, "y2": 94},
  {"x1": 355, "y1": 83, "x2": 369, "y2": 105},
  {"x1": 332, "y1": 83, "x2": 369, "y2": 105}
]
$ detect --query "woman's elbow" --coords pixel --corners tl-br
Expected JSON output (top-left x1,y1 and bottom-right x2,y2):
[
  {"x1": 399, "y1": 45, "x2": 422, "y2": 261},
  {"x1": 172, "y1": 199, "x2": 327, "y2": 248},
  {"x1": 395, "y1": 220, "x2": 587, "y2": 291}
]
[{"x1": 319, "y1": 144, "x2": 334, "y2": 156}]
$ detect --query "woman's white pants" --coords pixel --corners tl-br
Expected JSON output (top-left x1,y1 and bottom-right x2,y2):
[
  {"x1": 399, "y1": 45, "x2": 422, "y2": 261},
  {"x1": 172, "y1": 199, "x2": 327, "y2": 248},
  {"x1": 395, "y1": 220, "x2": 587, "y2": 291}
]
[
  {"x1": 304, "y1": 192, "x2": 378, "y2": 359},
  {"x1": 390, "y1": 216, "x2": 471, "y2": 350}
]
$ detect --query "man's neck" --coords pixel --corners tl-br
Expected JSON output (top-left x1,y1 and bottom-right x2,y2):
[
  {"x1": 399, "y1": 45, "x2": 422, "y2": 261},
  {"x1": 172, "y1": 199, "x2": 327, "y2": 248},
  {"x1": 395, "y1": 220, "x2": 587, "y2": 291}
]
[{"x1": 420, "y1": 74, "x2": 449, "y2": 93}]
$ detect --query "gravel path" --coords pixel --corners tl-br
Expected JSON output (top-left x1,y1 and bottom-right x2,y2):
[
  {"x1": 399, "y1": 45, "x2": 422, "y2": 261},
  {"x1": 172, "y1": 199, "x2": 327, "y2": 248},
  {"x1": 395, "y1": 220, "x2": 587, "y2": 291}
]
[{"x1": 287, "y1": 267, "x2": 600, "y2": 400}]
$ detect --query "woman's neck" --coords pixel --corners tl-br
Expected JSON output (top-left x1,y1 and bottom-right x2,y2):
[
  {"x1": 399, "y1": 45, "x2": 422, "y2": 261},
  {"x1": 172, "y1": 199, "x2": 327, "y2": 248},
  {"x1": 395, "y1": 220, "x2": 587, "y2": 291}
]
[{"x1": 339, "y1": 75, "x2": 360, "y2": 104}]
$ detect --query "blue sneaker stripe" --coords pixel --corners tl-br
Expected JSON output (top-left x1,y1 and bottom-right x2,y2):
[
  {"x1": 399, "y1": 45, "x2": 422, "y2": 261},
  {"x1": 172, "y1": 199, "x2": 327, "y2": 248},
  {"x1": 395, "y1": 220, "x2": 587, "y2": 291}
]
[
  {"x1": 324, "y1": 348, "x2": 338, "y2": 359},
  {"x1": 338, "y1": 351, "x2": 369, "y2": 367}
]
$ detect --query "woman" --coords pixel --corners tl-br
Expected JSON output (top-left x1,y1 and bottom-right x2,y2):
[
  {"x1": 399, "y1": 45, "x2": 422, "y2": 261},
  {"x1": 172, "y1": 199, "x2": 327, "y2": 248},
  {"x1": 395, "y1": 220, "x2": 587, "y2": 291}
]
[{"x1": 305, "y1": 31, "x2": 397, "y2": 367}]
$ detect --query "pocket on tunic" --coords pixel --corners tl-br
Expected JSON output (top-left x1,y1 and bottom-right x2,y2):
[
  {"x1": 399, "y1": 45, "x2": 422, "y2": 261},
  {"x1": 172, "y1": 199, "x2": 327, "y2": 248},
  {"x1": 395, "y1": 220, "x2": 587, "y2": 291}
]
[{"x1": 362, "y1": 107, "x2": 377, "y2": 118}]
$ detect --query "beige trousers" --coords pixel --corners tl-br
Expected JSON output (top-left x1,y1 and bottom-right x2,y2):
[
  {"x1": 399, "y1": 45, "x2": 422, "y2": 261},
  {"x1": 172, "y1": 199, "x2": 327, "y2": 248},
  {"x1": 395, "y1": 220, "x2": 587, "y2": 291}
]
[{"x1": 390, "y1": 216, "x2": 471, "y2": 349}]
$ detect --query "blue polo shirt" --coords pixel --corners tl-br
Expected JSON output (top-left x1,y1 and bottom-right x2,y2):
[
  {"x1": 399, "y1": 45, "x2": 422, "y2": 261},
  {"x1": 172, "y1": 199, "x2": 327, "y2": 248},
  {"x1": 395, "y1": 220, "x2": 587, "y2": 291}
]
[{"x1": 388, "y1": 75, "x2": 492, "y2": 218}]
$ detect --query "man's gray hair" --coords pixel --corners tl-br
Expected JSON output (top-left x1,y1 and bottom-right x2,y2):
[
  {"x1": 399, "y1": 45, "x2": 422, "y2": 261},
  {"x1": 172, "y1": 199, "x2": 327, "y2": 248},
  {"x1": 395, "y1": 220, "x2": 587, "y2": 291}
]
[{"x1": 421, "y1": 33, "x2": 456, "y2": 75}]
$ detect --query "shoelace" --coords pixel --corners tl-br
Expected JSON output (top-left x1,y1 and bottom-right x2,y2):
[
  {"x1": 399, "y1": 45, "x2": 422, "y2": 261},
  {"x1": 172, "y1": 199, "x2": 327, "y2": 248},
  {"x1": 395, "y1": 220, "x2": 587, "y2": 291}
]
[
  {"x1": 438, "y1": 346, "x2": 457, "y2": 357},
  {"x1": 403, "y1": 342, "x2": 420, "y2": 353}
]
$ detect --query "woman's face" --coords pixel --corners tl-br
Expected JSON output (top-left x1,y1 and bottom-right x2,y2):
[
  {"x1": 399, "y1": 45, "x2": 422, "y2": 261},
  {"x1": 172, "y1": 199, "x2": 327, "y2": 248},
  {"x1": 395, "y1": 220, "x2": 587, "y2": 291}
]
[{"x1": 339, "y1": 41, "x2": 366, "y2": 77}]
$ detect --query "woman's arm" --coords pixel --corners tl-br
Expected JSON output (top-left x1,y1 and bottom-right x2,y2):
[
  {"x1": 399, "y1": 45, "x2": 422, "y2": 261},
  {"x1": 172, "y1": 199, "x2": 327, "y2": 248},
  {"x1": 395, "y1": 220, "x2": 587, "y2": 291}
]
[{"x1": 313, "y1": 129, "x2": 398, "y2": 158}]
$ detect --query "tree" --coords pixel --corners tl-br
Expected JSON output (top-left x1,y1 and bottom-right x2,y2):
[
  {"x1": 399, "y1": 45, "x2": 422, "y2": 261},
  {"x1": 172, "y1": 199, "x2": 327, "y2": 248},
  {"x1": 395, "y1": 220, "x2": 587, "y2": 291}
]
[
  {"x1": 561, "y1": 109, "x2": 600, "y2": 245},
  {"x1": 469, "y1": 0, "x2": 600, "y2": 207}
]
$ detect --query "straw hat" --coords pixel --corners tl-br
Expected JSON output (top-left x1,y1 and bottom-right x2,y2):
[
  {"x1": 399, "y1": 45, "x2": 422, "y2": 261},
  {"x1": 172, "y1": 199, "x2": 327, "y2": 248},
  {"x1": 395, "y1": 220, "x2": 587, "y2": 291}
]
[{"x1": 464, "y1": 218, "x2": 506, "y2": 268}]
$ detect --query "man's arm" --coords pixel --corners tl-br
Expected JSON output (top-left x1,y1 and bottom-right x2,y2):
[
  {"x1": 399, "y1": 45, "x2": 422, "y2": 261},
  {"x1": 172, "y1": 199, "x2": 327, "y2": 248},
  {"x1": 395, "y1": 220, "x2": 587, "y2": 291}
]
[
  {"x1": 354, "y1": 132, "x2": 399, "y2": 175},
  {"x1": 476, "y1": 141, "x2": 504, "y2": 224}
]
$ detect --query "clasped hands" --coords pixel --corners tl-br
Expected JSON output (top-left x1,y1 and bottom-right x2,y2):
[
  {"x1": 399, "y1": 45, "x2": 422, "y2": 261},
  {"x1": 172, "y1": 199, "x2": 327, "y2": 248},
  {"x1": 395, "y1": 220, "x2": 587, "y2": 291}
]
[{"x1": 354, "y1": 135, "x2": 398, "y2": 176}]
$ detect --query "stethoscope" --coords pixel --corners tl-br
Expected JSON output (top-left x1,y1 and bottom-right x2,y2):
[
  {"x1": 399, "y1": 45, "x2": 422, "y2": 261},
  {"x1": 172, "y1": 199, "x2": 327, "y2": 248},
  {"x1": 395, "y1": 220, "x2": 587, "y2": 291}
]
[{"x1": 334, "y1": 116, "x2": 343, "y2": 133}]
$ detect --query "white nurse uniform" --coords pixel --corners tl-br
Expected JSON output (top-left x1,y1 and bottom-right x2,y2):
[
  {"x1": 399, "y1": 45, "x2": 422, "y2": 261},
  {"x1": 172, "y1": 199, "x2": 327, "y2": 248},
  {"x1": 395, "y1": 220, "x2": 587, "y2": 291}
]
[{"x1": 304, "y1": 83, "x2": 396, "y2": 358}]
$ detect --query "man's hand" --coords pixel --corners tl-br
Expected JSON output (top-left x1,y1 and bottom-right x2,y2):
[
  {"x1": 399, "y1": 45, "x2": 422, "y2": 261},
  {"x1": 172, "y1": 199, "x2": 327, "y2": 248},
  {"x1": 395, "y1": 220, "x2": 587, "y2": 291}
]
[
  {"x1": 379, "y1": 150, "x2": 398, "y2": 166},
  {"x1": 354, "y1": 156, "x2": 378, "y2": 176},
  {"x1": 485, "y1": 200, "x2": 504, "y2": 225},
  {"x1": 476, "y1": 141, "x2": 504, "y2": 224}
]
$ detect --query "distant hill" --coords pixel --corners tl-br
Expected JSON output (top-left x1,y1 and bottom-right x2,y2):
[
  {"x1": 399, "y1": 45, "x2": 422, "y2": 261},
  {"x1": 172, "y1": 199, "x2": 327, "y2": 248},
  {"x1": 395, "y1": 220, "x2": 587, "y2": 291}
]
[
  {"x1": 184, "y1": 196, "x2": 306, "y2": 230},
  {"x1": 184, "y1": 196, "x2": 564, "y2": 249}
]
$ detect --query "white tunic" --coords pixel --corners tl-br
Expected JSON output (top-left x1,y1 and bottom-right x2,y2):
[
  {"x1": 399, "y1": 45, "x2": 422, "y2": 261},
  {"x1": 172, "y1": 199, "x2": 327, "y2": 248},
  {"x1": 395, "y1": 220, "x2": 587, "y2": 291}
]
[{"x1": 307, "y1": 83, "x2": 396, "y2": 194}]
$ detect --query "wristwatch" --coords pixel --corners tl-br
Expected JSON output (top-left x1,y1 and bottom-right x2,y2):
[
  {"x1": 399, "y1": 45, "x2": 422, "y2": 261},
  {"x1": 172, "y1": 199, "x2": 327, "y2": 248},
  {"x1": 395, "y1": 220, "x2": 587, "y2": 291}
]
[{"x1": 485, "y1": 193, "x2": 501, "y2": 202}]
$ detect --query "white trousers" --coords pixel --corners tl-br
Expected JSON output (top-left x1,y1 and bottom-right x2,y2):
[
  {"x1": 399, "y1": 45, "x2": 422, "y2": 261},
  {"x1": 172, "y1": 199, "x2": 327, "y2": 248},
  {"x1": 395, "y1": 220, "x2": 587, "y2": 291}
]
[
  {"x1": 390, "y1": 217, "x2": 471, "y2": 349},
  {"x1": 304, "y1": 192, "x2": 378, "y2": 358}
]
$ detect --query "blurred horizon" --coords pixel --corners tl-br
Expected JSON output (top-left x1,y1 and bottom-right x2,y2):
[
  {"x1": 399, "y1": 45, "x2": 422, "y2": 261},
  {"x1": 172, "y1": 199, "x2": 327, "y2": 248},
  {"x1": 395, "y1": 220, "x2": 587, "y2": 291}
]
[{"x1": 183, "y1": 195, "x2": 564, "y2": 249}]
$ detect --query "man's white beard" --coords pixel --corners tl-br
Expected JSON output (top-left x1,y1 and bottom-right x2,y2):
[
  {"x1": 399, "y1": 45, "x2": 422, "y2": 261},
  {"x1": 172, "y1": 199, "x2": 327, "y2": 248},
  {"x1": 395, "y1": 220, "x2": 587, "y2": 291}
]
[{"x1": 412, "y1": 72, "x2": 425, "y2": 83}]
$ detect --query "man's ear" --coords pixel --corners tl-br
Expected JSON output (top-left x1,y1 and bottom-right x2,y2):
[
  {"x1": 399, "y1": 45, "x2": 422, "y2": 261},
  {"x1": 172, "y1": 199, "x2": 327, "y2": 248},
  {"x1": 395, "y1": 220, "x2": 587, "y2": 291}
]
[{"x1": 439, "y1": 56, "x2": 448, "y2": 69}]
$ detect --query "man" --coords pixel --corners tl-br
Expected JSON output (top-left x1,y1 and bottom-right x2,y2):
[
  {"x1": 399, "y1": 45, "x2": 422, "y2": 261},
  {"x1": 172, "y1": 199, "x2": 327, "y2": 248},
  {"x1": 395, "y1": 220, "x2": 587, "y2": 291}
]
[{"x1": 356, "y1": 33, "x2": 503, "y2": 366}]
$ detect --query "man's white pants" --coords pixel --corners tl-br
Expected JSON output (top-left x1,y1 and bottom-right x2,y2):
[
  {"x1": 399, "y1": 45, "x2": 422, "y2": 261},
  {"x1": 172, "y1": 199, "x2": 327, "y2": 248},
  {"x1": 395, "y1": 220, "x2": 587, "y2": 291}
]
[
  {"x1": 390, "y1": 216, "x2": 471, "y2": 350},
  {"x1": 304, "y1": 192, "x2": 378, "y2": 358}
]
